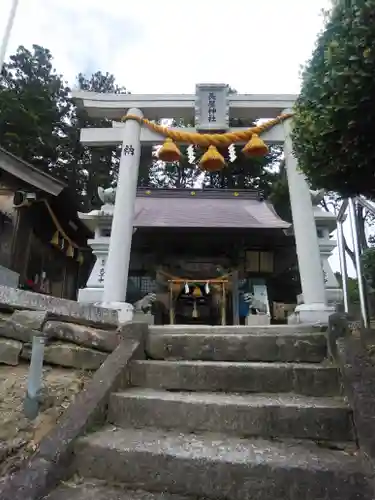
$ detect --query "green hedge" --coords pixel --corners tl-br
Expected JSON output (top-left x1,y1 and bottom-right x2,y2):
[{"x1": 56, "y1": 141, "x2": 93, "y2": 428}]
[{"x1": 292, "y1": 1, "x2": 375, "y2": 198}]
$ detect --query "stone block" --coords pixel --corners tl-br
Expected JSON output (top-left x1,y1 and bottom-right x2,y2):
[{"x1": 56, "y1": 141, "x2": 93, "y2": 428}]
[
  {"x1": 0, "y1": 337, "x2": 22, "y2": 365},
  {"x1": 0, "y1": 319, "x2": 34, "y2": 343},
  {"x1": 43, "y1": 321, "x2": 119, "y2": 353},
  {"x1": 11, "y1": 310, "x2": 49, "y2": 330},
  {"x1": 21, "y1": 342, "x2": 108, "y2": 370},
  {"x1": 327, "y1": 312, "x2": 351, "y2": 360},
  {"x1": 108, "y1": 388, "x2": 353, "y2": 441},
  {"x1": 0, "y1": 310, "x2": 50, "y2": 343},
  {"x1": 117, "y1": 322, "x2": 148, "y2": 344},
  {"x1": 46, "y1": 482, "x2": 194, "y2": 500},
  {"x1": 0, "y1": 286, "x2": 118, "y2": 329},
  {"x1": 73, "y1": 426, "x2": 371, "y2": 500}
]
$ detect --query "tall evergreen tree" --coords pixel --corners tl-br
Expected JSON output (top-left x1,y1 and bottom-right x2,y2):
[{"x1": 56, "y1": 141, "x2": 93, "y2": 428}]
[
  {"x1": 0, "y1": 45, "x2": 70, "y2": 173},
  {"x1": 63, "y1": 71, "x2": 128, "y2": 210}
]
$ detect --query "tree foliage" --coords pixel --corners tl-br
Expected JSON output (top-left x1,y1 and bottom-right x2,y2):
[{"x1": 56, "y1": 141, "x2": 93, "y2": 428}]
[
  {"x1": 0, "y1": 45, "x2": 128, "y2": 210},
  {"x1": 335, "y1": 272, "x2": 361, "y2": 304},
  {"x1": 64, "y1": 71, "x2": 128, "y2": 209},
  {"x1": 292, "y1": 0, "x2": 375, "y2": 198}
]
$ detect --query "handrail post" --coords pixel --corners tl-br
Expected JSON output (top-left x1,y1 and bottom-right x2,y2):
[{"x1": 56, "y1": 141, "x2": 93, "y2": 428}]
[
  {"x1": 348, "y1": 198, "x2": 370, "y2": 328},
  {"x1": 23, "y1": 330, "x2": 47, "y2": 420}
]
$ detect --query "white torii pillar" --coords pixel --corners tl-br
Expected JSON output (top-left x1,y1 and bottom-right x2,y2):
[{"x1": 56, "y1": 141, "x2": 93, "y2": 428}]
[
  {"x1": 101, "y1": 108, "x2": 143, "y2": 322},
  {"x1": 283, "y1": 113, "x2": 334, "y2": 324}
]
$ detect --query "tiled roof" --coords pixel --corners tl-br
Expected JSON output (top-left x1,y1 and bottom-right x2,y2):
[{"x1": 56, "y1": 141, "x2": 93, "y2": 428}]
[{"x1": 133, "y1": 189, "x2": 289, "y2": 229}]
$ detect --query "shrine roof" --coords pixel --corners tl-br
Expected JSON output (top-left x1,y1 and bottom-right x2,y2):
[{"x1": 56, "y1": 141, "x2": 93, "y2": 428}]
[
  {"x1": 132, "y1": 188, "x2": 289, "y2": 229},
  {"x1": 0, "y1": 147, "x2": 66, "y2": 195}
]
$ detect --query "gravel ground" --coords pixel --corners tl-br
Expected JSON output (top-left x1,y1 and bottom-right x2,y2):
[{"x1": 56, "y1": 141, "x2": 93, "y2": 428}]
[{"x1": 0, "y1": 362, "x2": 90, "y2": 480}]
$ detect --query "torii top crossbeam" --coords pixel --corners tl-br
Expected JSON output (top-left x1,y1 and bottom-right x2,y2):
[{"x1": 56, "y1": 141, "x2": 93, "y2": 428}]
[
  {"x1": 72, "y1": 84, "x2": 297, "y2": 146},
  {"x1": 72, "y1": 84, "x2": 296, "y2": 121}
]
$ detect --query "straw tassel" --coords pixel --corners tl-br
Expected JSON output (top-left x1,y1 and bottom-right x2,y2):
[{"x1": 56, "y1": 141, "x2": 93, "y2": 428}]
[
  {"x1": 66, "y1": 244, "x2": 74, "y2": 258},
  {"x1": 199, "y1": 145, "x2": 225, "y2": 172},
  {"x1": 158, "y1": 138, "x2": 181, "y2": 162},
  {"x1": 242, "y1": 133, "x2": 269, "y2": 157},
  {"x1": 51, "y1": 231, "x2": 59, "y2": 246},
  {"x1": 192, "y1": 301, "x2": 199, "y2": 318}
]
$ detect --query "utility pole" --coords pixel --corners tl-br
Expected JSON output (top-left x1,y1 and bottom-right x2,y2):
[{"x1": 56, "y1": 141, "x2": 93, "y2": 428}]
[{"x1": 0, "y1": 0, "x2": 20, "y2": 71}]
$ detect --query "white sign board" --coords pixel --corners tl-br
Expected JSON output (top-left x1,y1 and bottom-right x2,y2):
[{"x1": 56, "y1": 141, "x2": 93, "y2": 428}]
[
  {"x1": 195, "y1": 84, "x2": 229, "y2": 131},
  {"x1": 253, "y1": 284, "x2": 271, "y2": 316}
]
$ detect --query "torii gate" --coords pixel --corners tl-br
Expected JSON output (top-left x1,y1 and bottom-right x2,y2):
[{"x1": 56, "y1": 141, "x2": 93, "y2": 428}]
[{"x1": 72, "y1": 84, "x2": 333, "y2": 324}]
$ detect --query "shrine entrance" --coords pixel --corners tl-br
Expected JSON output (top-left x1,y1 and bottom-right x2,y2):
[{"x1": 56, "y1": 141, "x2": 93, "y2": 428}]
[
  {"x1": 74, "y1": 83, "x2": 334, "y2": 324},
  {"x1": 168, "y1": 279, "x2": 228, "y2": 326}
]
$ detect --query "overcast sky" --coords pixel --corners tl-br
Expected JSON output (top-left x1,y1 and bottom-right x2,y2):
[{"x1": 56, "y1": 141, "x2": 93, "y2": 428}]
[
  {"x1": 1, "y1": 0, "x2": 354, "y2": 276},
  {"x1": 0, "y1": 0, "x2": 331, "y2": 92}
]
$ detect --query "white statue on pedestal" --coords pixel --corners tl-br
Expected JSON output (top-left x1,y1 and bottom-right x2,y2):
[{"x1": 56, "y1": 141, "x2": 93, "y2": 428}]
[
  {"x1": 307, "y1": 188, "x2": 342, "y2": 306},
  {"x1": 78, "y1": 186, "x2": 156, "y2": 323}
]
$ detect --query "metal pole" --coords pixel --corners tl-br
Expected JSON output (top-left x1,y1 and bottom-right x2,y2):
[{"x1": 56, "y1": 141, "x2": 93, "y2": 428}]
[
  {"x1": 0, "y1": 0, "x2": 20, "y2": 72},
  {"x1": 23, "y1": 331, "x2": 46, "y2": 420},
  {"x1": 348, "y1": 198, "x2": 370, "y2": 328},
  {"x1": 357, "y1": 196, "x2": 375, "y2": 217},
  {"x1": 337, "y1": 218, "x2": 349, "y2": 313},
  {"x1": 337, "y1": 198, "x2": 349, "y2": 223},
  {"x1": 231, "y1": 270, "x2": 240, "y2": 326}
]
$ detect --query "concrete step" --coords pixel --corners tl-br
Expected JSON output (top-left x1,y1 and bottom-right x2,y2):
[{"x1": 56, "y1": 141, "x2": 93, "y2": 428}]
[
  {"x1": 73, "y1": 426, "x2": 370, "y2": 500},
  {"x1": 130, "y1": 360, "x2": 340, "y2": 396},
  {"x1": 46, "y1": 481, "x2": 196, "y2": 499},
  {"x1": 149, "y1": 325, "x2": 326, "y2": 335},
  {"x1": 108, "y1": 388, "x2": 353, "y2": 441},
  {"x1": 146, "y1": 332, "x2": 327, "y2": 362}
]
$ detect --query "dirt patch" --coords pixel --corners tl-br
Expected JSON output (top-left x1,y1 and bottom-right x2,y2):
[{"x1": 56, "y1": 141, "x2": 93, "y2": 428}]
[{"x1": 0, "y1": 362, "x2": 91, "y2": 480}]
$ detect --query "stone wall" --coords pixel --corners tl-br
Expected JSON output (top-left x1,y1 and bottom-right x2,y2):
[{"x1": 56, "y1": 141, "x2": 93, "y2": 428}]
[
  {"x1": 0, "y1": 311, "x2": 120, "y2": 370},
  {"x1": 337, "y1": 334, "x2": 375, "y2": 476},
  {"x1": 0, "y1": 286, "x2": 120, "y2": 370}
]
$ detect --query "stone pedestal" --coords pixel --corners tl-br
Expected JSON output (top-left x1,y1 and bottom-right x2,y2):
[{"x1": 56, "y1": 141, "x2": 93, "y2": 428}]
[
  {"x1": 101, "y1": 301, "x2": 134, "y2": 324},
  {"x1": 77, "y1": 237, "x2": 109, "y2": 304},
  {"x1": 245, "y1": 314, "x2": 271, "y2": 326}
]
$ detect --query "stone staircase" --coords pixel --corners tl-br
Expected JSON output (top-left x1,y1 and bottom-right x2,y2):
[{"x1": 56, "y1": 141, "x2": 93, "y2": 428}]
[{"x1": 48, "y1": 325, "x2": 371, "y2": 500}]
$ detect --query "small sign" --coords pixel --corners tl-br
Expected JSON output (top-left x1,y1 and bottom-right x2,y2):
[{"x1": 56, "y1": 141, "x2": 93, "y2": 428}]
[
  {"x1": 195, "y1": 84, "x2": 229, "y2": 131},
  {"x1": 98, "y1": 259, "x2": 105, "y2": 283},
  {"x1": 123, "y1": 144, "x2": 135, "y2": 156}
]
